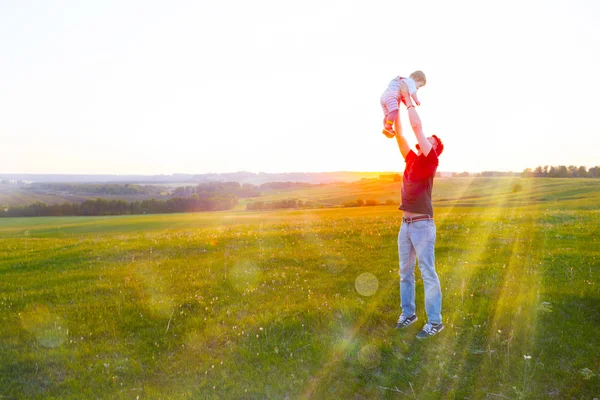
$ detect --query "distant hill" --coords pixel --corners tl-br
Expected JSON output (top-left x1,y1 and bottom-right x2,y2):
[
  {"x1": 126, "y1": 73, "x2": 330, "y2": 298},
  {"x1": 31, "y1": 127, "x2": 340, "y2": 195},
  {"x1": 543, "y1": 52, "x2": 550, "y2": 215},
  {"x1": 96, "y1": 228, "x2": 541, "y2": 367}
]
[{"x1": 0, "y1": 171, "x2": 399, "y2": 185}]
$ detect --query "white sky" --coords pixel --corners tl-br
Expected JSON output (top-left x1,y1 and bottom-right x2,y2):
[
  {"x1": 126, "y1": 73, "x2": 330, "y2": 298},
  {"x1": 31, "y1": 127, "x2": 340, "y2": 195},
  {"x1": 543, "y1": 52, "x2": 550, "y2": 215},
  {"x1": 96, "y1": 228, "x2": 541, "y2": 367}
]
[{"x1": 1, "y1": 0, "x2": 599, "y2": 174}]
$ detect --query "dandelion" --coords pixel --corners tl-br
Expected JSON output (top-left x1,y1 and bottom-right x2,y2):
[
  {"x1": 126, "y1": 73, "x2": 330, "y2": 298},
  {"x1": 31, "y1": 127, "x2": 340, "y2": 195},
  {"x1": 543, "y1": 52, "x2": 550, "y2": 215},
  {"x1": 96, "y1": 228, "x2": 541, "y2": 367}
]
[{"x1": 580, "y1": 368, "x2": 595, "y2": 380}]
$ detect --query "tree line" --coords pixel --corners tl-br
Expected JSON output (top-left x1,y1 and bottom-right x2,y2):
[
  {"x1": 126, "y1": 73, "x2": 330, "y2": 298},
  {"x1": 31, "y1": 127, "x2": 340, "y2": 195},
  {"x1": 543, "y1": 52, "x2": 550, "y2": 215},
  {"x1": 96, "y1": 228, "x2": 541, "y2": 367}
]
[
  {"x1": 26, "y1": 183, "x2": 166, "y2": 195},
  {"x1": 521, "y1": 165, "x2": 600, "y2": 178},
  {"x1": 171, "y1": 181, "x2": 260, "y2": 198},
  {"x1": 259, "y1": 182, "x2": 315, "y2": 190},
  {"x1": 171, "y1": 181, "x2": 316, "y2": 199},
  {"x1": 2, "y1": 181, "x2": 318, "y2": 217},
  {"x1": 0, "y1": 196, "x2": 237, "y2": 218},
  {"x1": 447, "y1": 167, "x2": 599, "y2": 178}
]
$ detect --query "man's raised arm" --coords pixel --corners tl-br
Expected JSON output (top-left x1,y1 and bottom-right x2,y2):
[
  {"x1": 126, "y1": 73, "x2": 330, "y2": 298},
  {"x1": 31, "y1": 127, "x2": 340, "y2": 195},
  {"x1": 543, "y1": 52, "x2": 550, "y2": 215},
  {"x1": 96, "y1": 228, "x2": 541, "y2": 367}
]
[
  {"x1": 399, "y1": 81, "x2": 433, "y2": 156},
  {"x1": 394, "y1": 111, "x2": 411, "y2": 160}
]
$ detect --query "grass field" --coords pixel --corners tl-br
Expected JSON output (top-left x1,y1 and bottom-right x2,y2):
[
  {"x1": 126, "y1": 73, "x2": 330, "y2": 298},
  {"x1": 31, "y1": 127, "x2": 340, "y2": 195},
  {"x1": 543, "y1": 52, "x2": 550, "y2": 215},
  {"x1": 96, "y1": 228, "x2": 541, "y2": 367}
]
[{"x1": 1, "y1": 178, "x2": 599, "y2": 398}]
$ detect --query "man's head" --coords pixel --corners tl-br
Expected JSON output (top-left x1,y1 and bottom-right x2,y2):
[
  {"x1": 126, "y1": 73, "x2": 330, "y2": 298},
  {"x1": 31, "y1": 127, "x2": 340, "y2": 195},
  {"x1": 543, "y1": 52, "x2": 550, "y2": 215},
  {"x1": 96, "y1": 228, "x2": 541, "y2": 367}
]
[
  {"x1": 416, "y1": 135, "x2": 444, "y2": 156},
  {"x1": 431, "y1": 135, "x2": 444, "y2": 156},
  {"x1": 409, "y1": 70, "x2": 427, "y2": 89}
]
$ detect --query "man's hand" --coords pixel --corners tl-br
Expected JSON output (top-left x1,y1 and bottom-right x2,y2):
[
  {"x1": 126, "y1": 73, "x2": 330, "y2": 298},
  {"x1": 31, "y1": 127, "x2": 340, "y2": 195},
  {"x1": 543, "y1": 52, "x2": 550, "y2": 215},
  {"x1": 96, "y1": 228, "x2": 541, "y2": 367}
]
[
  {"x1": 398, "y1": 81, "x2": 413, "y2": 107},
  {"x1": 411, "y1": 92, "x2": 421, "y2": 106}
]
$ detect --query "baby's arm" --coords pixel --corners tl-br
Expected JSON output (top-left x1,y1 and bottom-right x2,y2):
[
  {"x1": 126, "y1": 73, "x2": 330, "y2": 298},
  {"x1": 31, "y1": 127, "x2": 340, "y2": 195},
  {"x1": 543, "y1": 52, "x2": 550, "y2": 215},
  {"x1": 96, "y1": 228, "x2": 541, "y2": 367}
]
[{"x1": 411, "y1": 92, "x2": 421, "y2": 106}]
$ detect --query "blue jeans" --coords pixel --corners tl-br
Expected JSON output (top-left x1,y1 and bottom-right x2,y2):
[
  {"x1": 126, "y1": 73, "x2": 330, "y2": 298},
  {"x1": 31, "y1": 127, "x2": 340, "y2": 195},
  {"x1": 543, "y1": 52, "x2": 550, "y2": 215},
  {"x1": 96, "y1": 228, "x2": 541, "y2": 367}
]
[{"x1": 398, "y1": 219, "x2": 442, "y2": 324}]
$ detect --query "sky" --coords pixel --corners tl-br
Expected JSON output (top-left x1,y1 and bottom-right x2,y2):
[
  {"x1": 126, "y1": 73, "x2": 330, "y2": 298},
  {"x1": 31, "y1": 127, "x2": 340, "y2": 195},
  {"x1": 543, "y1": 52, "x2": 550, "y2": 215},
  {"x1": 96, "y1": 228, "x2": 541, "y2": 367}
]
[{"x1": 1, "y1": 0, "x2": 599, "y2": 175}]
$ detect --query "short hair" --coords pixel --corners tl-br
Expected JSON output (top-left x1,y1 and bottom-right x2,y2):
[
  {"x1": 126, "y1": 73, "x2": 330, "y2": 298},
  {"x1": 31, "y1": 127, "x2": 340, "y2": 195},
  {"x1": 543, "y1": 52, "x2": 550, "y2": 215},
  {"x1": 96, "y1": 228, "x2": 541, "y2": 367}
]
[
  {"x1": 432, "y1": 135, "x2": 444, "y2": 156},
  {"x1": 410, "y1": 70, "x2": 426, "y2": 86}
]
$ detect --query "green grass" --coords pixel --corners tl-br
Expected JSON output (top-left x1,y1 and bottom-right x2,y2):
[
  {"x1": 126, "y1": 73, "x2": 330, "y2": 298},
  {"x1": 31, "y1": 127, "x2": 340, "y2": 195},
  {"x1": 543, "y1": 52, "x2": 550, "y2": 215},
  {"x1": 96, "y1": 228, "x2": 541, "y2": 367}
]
[{"x1": 0, "y1": 178, "x2": 599, "y2": 398}]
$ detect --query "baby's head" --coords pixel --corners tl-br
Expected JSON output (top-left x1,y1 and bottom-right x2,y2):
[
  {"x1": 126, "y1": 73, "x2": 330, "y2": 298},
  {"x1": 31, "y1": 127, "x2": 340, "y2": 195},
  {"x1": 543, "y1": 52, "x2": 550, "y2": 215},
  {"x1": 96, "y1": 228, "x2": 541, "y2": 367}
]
[{"x1": 409, "y1": 70, "x2": 426, "y2": 89}]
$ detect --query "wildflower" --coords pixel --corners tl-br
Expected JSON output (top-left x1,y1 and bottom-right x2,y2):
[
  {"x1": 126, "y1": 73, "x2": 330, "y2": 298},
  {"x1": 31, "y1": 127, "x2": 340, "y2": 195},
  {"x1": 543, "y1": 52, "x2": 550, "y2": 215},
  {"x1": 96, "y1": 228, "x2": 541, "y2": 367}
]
[
  {"x1": 580, "y1": 368, "x2": 595, "y2": 380},
  {"x1": 524, "y1": 355, "x2": 531, "y2": 360}
]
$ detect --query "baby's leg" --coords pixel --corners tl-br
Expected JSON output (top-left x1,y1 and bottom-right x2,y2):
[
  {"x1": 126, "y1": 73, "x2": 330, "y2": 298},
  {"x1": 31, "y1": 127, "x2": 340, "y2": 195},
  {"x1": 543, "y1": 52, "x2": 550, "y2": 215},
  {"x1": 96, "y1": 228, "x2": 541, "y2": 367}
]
[
  {"x1": 381, "y1": 94, "x2": 399, "y2": 137},
  {"x1": 384, "y1": 110, "x2": 398, "y2": 130},
  {"x1": 382, "y1": 95, "x2": 399, "y2": 129}
]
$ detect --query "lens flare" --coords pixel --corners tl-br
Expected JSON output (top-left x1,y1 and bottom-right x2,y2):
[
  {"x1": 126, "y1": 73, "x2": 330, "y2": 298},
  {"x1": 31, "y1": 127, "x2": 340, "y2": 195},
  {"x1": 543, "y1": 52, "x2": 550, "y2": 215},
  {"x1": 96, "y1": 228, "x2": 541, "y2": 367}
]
[
  {"x1": 20, "y1": 304, "x2": 67, "y2": 348},
  {"x1": 229, "y1": 260, "x2": 261, "y2": 291},
  {"x1": 358, "y1": 344, "x2": 381, "y2": 369},
  {"x1": 355, "y1": 272, "x2": 379, "y2": 296}
]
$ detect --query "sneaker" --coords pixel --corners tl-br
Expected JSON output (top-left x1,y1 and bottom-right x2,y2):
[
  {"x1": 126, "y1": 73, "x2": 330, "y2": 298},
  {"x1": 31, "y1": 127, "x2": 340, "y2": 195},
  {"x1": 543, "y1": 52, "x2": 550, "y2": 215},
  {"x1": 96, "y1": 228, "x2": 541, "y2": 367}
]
[
  {"x1": 395, "y1": 314, "x2": 418, "y2": 329},
  {"x1": 416, "y1": 322, "x2": 444, "y2": 339},
  {"x1": 382, "y1": 127, "x2": 396, "y2": 138}
]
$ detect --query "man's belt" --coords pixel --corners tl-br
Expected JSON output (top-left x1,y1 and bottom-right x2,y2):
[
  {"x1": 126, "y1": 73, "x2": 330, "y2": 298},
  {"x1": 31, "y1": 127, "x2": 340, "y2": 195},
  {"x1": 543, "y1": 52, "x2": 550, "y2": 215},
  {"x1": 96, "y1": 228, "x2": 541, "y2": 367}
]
[{"x1": 402, "y1": 215, "x2": 433, "y2": 224}]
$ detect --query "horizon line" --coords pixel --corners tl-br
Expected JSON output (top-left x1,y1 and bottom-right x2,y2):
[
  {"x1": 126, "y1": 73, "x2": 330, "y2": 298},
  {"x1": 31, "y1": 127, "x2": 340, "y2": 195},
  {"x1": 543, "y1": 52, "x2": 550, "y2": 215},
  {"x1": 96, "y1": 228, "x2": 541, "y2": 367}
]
[{"x1": 0, "y1": 169, "x2": 526, "y2": 176}]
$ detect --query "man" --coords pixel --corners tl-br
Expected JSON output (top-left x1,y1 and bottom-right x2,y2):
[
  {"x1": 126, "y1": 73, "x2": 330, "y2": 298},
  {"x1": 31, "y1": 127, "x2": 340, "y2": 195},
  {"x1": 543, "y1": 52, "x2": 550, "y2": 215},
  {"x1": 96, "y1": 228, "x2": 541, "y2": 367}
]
[{"x1": 392, "y1": 82, "x2": 444, "y2": 339}]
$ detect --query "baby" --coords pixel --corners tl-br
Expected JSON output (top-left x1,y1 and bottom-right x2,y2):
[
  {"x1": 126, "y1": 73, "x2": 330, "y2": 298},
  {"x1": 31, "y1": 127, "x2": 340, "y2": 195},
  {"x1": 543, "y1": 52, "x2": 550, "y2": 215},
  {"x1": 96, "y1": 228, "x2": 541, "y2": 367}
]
[{"x1": 380, "y1": 71, "x2": 426, "y2": 137}]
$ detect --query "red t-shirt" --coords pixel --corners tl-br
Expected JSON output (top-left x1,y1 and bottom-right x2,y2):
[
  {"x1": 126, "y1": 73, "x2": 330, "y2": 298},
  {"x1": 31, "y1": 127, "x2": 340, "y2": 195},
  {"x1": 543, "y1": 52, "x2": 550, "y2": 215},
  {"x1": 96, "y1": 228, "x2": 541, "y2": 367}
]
[{"x1": 398, "y1": 149, "x2": 439, "y2": 215}]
